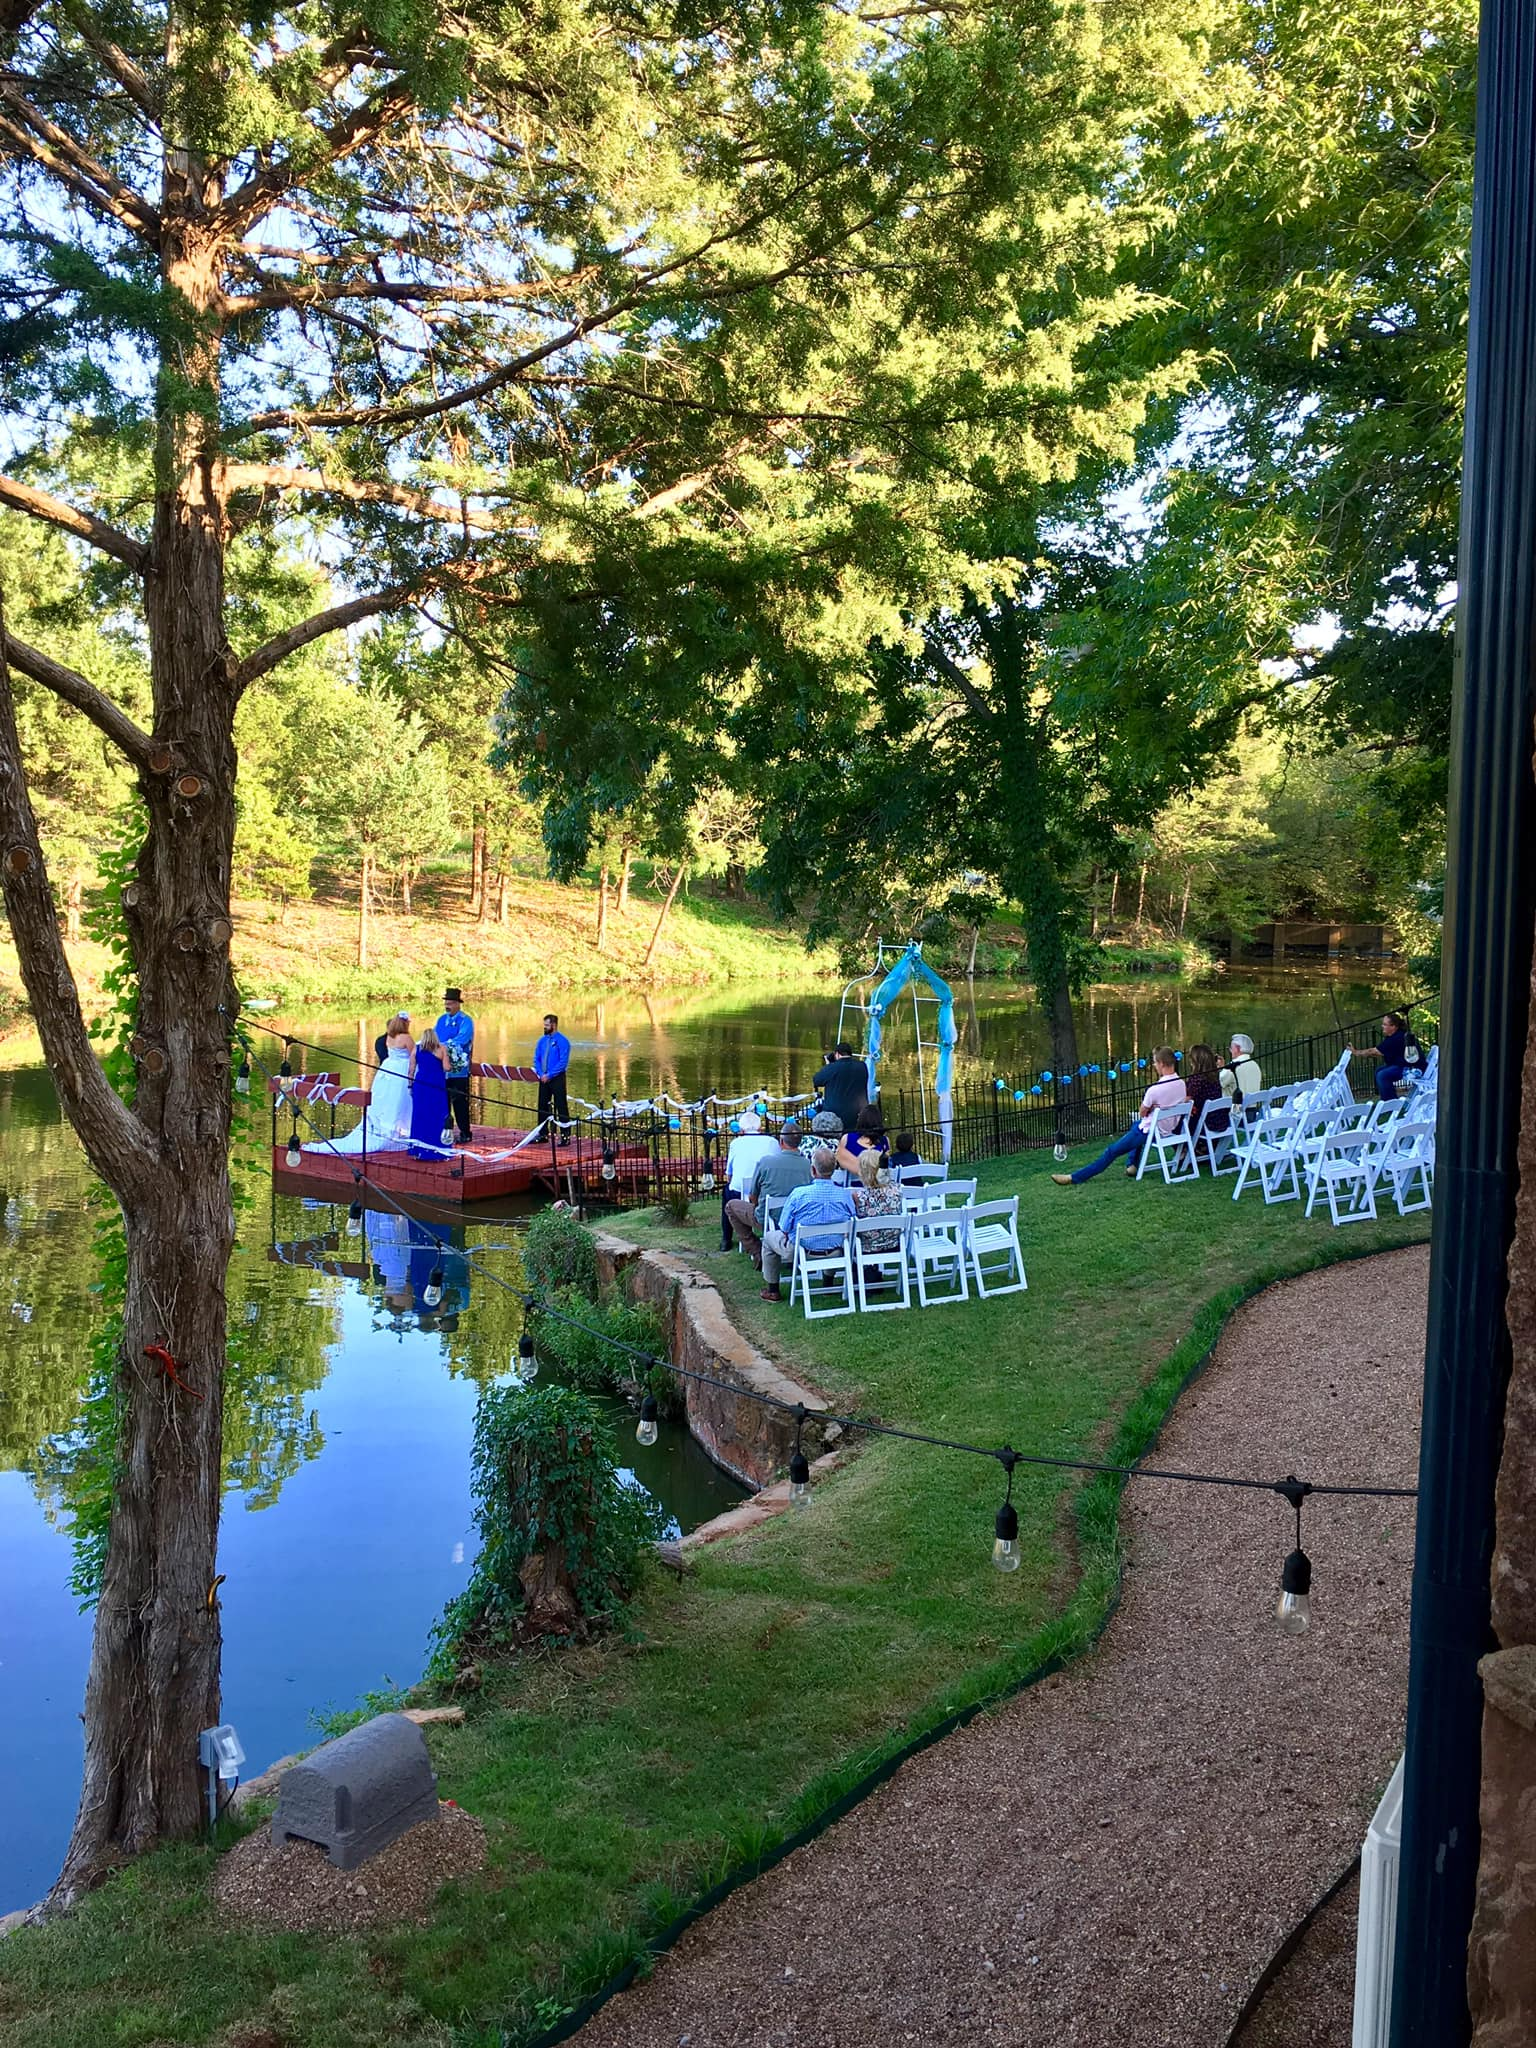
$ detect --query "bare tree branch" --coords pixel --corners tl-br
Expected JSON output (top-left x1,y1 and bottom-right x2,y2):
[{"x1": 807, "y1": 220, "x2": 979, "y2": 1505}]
[
  {"x1": 58, "y1": 4, "x2": 158, "y2": 117},
  {"x1": 633, "y1": 439, "x2": 755, "y2": 518},
  {"x1": 231, "y1": 581, "x2": 418, "y2": 692},
  {"x1": 923, "y1": 636, "x2": 995, "y2": 723},
  {"x1": 2, "y1": 627, "x2": 156, "y2": 766},
  {"x1": 222, "y1": 274, "x2": 583, "y2": 316},
  {"x1": 0, "y1": 600, "x2": 154, "y2": 1187},
  {"x1": 0, "y1": 472, "x2": 148, "y2": 569},
  {"x1": 217, "y1": 460, "x2": 500, "y2": 530},
  {"x1": 0, "y1": 83, "x2": 161, "y2": 239}
]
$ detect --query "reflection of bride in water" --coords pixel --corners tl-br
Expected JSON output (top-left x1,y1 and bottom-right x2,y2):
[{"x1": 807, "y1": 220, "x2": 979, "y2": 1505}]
[{"x1": 308, "y1": 1025, "x2": 412, "y2": 1155}]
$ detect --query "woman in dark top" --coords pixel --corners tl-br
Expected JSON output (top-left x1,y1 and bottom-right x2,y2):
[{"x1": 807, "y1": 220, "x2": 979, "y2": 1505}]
[
  {"x1": 1351, "y1": 1012, "x2": 1424, "y2": 1102},
  {"x1": 835, "y1": 1102, "x2": 889, "y2": 1178},
  {"x1": 1184, "y1": 1043, "x2": 1228, "y2": 1133}
]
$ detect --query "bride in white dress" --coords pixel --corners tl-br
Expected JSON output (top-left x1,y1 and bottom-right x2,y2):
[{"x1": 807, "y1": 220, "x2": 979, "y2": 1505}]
[{"x1": 307, "y1": 1022, "x2": 413, "y2": 1154}]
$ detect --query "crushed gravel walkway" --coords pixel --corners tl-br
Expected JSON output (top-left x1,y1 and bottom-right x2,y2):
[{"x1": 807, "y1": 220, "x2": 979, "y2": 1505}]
[{"x1": 577, "y1": 1246, "x2": 1428, "y2": 2048}]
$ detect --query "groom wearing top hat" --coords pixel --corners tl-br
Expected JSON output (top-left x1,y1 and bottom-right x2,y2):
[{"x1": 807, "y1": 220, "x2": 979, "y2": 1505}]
[{"x1": 436, "y1": 988, "x2": 474, "y2": 1144}]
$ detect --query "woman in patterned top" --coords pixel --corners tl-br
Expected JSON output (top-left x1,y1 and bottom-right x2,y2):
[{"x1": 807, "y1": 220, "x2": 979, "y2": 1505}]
[{"x1": 850, "y1": 1146, "x2": 903, "y2": 1251}]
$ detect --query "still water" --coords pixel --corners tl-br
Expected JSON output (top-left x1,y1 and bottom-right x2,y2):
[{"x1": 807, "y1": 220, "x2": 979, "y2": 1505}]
[{"x1": 0, "y1": 966, "x2": 1403, "y2": 1910}]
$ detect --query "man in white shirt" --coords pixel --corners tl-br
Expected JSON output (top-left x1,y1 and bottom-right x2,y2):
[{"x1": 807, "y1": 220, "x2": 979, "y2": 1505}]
[
  {"x1": 1052, "y1": 1047, "x2": 1188, "y2": 1185},
  {"x1": 722, "y1": 1111, "x2": 777, "y2": 1248},
  {"x1": 1219, "y1": 1033, "x2": 1263, "y2": 1104}
]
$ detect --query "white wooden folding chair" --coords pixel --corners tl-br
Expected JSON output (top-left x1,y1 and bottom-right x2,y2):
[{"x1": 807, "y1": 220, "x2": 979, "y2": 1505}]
[
  {"x1": 1231, "y1": 1109, "x2": 1305, "y2": 1204},
  {"x1": 787, "y1": 1216, "x2": 857, "y2": 1319},
  {"x1": 894, "y1": 1163, "x2": 948, "y2": 1191},
  {"x1": 853, "y1": 1212, "x2": 912, "y2": 1312},
  {"x1": 1192, "y1": 1097, "x2": 1239, "y2": 1177},
  {"x1": 965, "y1": 1197, "x2": 1027, "y2": 1298},
  {"x1": 1376, "y1": 1119, "x2": 1436, "y2": 1216},
  {"x1": 909, "y1": 1206, "x2": 970, "y2": 1307},
  {"x1": 900, "y1": 1176, "x2": 977, "y2": 1216},
  {"x1": 1134, "y1": 1101, "x2": 1199, "y2": 1185},
  {"x1": 1304, "y1": 1127, "x2": 1379, "y2": 1225}
]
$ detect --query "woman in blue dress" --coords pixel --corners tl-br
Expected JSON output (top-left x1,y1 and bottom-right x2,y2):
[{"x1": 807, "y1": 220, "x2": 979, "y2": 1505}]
[{"x1": 409, "y1": 1027, "x2": 452, "y2": 1157}]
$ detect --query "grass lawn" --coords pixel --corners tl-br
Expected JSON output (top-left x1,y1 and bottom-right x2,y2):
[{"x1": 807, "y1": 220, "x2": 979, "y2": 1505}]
[{"x1": 0, "y1": 1155, "x2": 1431, "y2": 2048}]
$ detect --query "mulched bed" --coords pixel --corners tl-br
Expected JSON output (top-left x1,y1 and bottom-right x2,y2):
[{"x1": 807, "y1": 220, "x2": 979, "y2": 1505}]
[
  {"x1": 213, "y1": 1805, "x2": 486, "y2": 1932},
  {"x1": 574, "y1": 1245, "x2": 1427, "y2": 2048}
]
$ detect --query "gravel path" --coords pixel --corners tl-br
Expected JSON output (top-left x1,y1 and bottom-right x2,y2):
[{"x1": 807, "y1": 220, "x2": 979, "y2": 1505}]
[{"x1": 577, "y1": 1246, "x2": 1428, "y2": 2048}]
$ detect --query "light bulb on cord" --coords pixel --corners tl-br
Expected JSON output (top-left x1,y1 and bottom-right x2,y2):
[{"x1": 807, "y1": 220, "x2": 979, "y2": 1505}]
[
  {"x1": 346, "y1": 1200, "x2": 363, "y2": 1238},
  {"x1": 423, "y1": 1265, "x2": 444, "y2": 1309},
  {"x1": 284, "y1": 1125, "x2": 302, "y2": 1169},
  {"x1": 788, "y1": 1448, "x2": 811, "y2": 1510},
  {"x1": 601, "y1": 1147, "x2": 617, "y2": 1183},
  {"x1": 1053, "y1": 1130, "x2": 1068, "y2": 1164},
  {"x1": 1272, "y1": 1475, "x2": 1314, "y2": 1635},
  {"x1": 992, "y1": 1447, "x2": 1021, "y2": 1571},
  {"x1": 235, "y1": 1059, "x2": 250, "y2": 1096},
  {"x1": 1276, "y1": 1548, "x2": 1312, "y2": 1635},
  {"x1": 636, "y1": 1393, "x2": 659, "y2": 1447},
  {"x1": 515, "y1": 1331, "x2": 538, "y2": 1383}
]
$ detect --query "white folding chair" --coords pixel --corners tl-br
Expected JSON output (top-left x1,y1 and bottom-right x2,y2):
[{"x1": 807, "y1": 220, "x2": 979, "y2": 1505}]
[
  {"x1": 1192, "y1": 1097, "x2": 1239, "y2": 1177},
  {"x1": 788, "y1": 1216, "x2": 857, "y2": 1319},
  {"x1": 909, "y1": 1207, "x2": 970, "y2": 1307},
  {"x1": 900, "y1": 1176, "x2": 976, "y2": 1216},
  {"x1": 853, "y1": 1212, "x2": 912, "y2": 1312},
  {"x1": 1305, "y1": 1127, "x2": 1379, "y2": 1225},
  {"x1": 1377, "y1": 1119, "x2": 1435, "y2": 1216},
  {"x1": 1231, "y1": 1110, "x2": 1304, "y2": 1203},
  {"x1": 965, "y1": 1197, "x2": 1027, "y2": 1298},
  {"x1": 895, "y1": 1163, "x2": 948, "y2": 1190},
  {"x1": 1135, "y1": 1102, "x2": 1199, "y2": 1185}
]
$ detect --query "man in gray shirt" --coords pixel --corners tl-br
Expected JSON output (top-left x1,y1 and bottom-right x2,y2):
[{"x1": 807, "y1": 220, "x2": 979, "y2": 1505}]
[{"x1": 724, "y1": 1123, "x2": 811, "y2": 1268}]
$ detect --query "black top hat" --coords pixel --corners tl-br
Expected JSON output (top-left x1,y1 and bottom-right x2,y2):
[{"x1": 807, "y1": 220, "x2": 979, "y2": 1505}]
[{"x1": 443, "y1": 987, "x2": 463, "y2": 1002}]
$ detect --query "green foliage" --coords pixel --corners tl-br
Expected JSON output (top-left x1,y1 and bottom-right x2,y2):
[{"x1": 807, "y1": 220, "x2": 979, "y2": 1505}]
[
  {"x1": 532, "y1": 1288, "x2": 668, "y2": 1399},
  {"x1": 442, "y1": 1383, "x2": 663, "y2": 1651},
  {"x1": 521, "y1": 1208, "x2": 599, "y2": 1299}
]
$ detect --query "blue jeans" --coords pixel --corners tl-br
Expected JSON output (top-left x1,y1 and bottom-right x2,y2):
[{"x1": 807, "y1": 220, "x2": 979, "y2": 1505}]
[
  {"x1": 1377, "y1": 1064, "x2": 1409, "y2": 1102},
  {"x1": 1070, "y1": 1122, "x2": 1147, "y2": 1183}
]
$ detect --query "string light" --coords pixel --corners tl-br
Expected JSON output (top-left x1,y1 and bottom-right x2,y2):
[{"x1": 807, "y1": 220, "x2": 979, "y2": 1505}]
[
  {"x1": 992, "y1": 1449, "x2": 1021, "y2": 1572},
  {"x1": 636, "y1": 1393, "x2": 659, "y2": 1447},
  {"x1": 346, "y1": 1199, "x2": 363, "y2": 1238},
  {"x1": 601, "y1": 1146, "x2": 617, "y2": 1183},
  {"x1": 235, "y1": 1058, "x2": 250, "y2": 1096},
  {"x1": 284, "y1": 1121, "x2": 301, "y2": 1169},
  {"x1": 423, "y1": 1265, "x2": 444, "y2": 1309},
  {"x1": 1053, "y1": 1129, "x2": 1069, "y2": 1163},
  {"x1": 229, "y1": 1015, "x2": 1417, "y2": 1629}
]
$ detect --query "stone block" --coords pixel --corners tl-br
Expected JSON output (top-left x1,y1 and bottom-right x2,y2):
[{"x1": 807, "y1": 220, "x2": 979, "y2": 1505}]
[{"x1": 271, "y1": 1712, "x2": 438, "y2": 1871}]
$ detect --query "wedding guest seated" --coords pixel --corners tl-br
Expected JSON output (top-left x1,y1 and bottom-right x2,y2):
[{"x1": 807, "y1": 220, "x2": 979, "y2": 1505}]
[
  {"x1": 723, "y1": 1110, "x2": 777, "y2": 1249},
  {"x1": 850, "y1": 1147, "x2": 903, "y2": 1254},
  {"x1": 887, "y1": 1128, "x2": 923, "y2": 1171},
  {"x1": 1183, "y1": 1043, "x2": 1229, "y2": 1133},
  {"x1": 1219, "y1": 1033, "x2": 1262, "y2": 1104},
  {"x1": 836, "y1": 1103, "x2": 889, "y2": 1177},
  {"x1": 725, "y1": 1122, "x2": 811, "y2": 1268},
  {"x1": 1349, "y1": 1011, "x2": 1425, "y2": 1102},
  {"x1": 1051, "y1": 1046, "x2": 1187, "y2": 1186},
  {"x1": 761, "y1": 1148, "x2": 856, "y2": 1302}
]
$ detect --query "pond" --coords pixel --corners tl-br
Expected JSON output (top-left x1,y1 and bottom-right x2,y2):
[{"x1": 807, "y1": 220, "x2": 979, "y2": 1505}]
[{"x1": 0, "y1": 964, "x2": 1408, "y2": 1911}]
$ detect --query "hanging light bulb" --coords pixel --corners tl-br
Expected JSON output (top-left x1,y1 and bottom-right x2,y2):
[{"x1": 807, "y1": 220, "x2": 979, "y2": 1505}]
[
  {"x1": 992, "y1": 1447, "x2": 1021, "y2": 1571},
  {"x1": 514, "y1": 1331, "x2": 538, "y2": 1383},
  {"x1": 1276, "y1": 1549, "x2": 1312, "y2": 1635},
  {"x1": 1272, "y1": 1475, "x2": 1313, "y2": 1634},
  {"x1": 346, "y1": 1199, "x2": 363, "y2": 1238},
  {"x1": 788, "y1": 1447, "x2": 811, "y2": 1510},
  {"x1": 423, "y1": 1265, "x2": 444, "y2": 1309},
  {"x1": 601, "y1": 1146, "x2": 617, "y2": 1183},
  {"x1": 698, "y1": 1156, "x2": 716, "y2": 1193},
  {"x1": 636, "y1": 1393, "x2": 659, "y2": 1447},
  {"x1": 284, "y1": 1124, "x2": 302, "y2": 1169},
  {"x1": 235, "y1": 1058, "x2": 251, "y2": 1096},
  {"x1": 1053, "y1": 1130, "x2": 1069, "y2": 1164}
]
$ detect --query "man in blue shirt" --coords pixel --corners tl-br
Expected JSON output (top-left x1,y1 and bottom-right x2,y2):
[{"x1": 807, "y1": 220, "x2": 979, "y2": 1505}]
[
  {"x1": 762, "y1": 1149, "x2": 856, "y2": 1301},
  {"x1": 435, "y1": 988, "x2": 475, "y2": 1144},
  {"x1": 534, "y1": 1011, "x2": 572, "y2": 1144}
]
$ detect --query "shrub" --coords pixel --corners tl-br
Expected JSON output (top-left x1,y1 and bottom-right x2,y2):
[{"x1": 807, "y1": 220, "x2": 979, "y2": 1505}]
[
  {"x1": 524, "y1": 1207, "x2": 599, "y2": 1298},
  {"x1": 533, "y1": 1288, "x2": 668, "y2": 1397},
  {"x1": 437, "y1": 1385, "x2": 663, "y2": 1658}
]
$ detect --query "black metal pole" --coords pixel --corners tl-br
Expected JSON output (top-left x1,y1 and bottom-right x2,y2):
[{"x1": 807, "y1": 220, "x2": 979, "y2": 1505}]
[{"x1": 1390, "y1": 0, "x2": 1536, "y2": 2036}]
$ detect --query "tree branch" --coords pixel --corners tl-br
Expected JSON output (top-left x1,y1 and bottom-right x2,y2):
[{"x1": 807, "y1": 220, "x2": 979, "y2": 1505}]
[
  {"x1": 0, "y1": 83, "x2": 161, "y2": 239},
  {"x1": 222, "y1": 275, "x2": 579, "y2": 316},
  {"x1": 1, "y1": 627, "x2": 156, "y2": 767},
  {"x1": 0, "y1": 598, "x2": 154, "y2": 1189},
  {"x1": 923, "y1": 637, "x2": 995, "y2": 723},
  {"x1": 58, "y1": 4, "x2": 158, "y2": 117},
  {"x1": 633, "y1": 440, "x2": 755, "y2": 519},
  {"x1": 231, "y1": 581, "x2": 419, "y2": 692},
  {"x1": 218, "y1": 82, "x2": 414, "y2": 232},
  {"x1": 0, "y1": 472, "x2": 148, "y2": 570},
  {"x1": 217, "y1": 460, "x2": 500, "y2": 531}
]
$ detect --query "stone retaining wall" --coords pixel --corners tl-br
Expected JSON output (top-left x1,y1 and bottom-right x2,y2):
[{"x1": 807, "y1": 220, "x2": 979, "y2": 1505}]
[{"x1": 590, "y1": 1231, "x2": 829, "y2": 1490}]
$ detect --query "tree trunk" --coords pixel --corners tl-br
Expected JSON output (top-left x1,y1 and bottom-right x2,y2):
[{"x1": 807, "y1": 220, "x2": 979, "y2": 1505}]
[
  {"x1": 642, "y1": 862, "x2": 685, "y2": 969},
  {"x1": 616, "y1": 839, "x2": 632, "y2": 913},
  {"x1": 477, "y1": 829, "x2": 494, "y2": 925},
  {"x1": 966, "y1": 923, "x2": 980, "y2": 978},
  {"x1": 357, "y1": 845, "x2": 371, "y2": 968},
  {"x1": 1089, "y1": 864, "x2": 1100, "y2": 937},
  {"x1": 65, "y1": 874, "x2": 83, "y2": 942},
  {"x1": 595, "y1": 864, "x2": 609, "y2": 952},
  {"x1": 401, "y1": 861, "x2": 413, "y2": 915},
  {"x1": 469, "y1": 813, "x2": 486, "y2": 919},
  {"x1": 496, "y1": 850, "x2": 510, "y2": 925},
  {"x1": 1135, "y1": 861, "x2": 1147, "y2": 927},
  {"x1": 1108, "y1": 871, "x2": 1119, "y2": 920},
  {"x1": 1178, "y1": 871, "x2": 1192, "y2": 936}
]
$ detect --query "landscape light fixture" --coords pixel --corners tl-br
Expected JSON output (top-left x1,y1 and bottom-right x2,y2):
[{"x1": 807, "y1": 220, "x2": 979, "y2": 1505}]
[
  {"x1": 636, "y1": 1393, "x2": 660, "y2": 1447},
  {"x1": 197, "y1": 1722, "x2": 245, "y2": 1829}
]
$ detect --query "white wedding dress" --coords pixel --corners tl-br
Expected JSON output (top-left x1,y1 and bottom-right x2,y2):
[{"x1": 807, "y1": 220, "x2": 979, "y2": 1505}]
[{"x1": 307, "y1": 1047, "x2": 412, "y2": 1154}]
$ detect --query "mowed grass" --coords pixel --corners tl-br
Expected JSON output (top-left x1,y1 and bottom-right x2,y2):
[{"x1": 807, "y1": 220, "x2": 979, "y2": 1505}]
[{"x1": 0, "y1": 1154, "x2": 1431, "y2": 2048}]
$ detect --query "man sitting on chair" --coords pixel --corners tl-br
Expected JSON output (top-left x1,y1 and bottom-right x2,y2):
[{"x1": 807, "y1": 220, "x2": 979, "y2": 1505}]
[
  {"x1": 761, "y1": 1147, "x2": 855, "y2": 1303},
  {"x1": 725, "y1": 1122, "x2": 811, "y2": 1267},
  {"x1": 1052, "y1": 1047, "x2": 1188, "y2": 1186}
]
